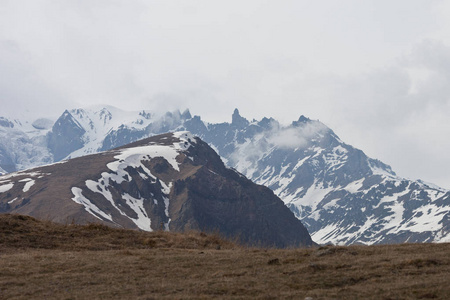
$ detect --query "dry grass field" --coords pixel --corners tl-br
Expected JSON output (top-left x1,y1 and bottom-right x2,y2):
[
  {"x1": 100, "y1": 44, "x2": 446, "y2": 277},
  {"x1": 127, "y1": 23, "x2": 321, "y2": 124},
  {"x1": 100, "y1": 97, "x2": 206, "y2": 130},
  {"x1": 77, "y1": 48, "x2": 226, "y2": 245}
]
[{"x1": 1, "y1": 214, "x2": 450, "y2": 299}]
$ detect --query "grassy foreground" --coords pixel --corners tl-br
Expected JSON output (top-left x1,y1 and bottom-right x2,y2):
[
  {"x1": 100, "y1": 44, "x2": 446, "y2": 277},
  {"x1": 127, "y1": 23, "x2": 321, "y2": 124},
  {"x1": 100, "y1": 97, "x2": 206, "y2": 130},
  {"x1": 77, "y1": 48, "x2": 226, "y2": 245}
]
[{"x1": 1, "y1": 214, "x2": 449, "y2": 299}]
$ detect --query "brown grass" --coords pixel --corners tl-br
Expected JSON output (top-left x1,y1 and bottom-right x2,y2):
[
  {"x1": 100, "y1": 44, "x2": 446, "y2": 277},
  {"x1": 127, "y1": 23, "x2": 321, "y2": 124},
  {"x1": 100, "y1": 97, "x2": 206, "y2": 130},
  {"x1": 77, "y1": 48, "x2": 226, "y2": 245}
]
[
  {"x1": 0, "y1": 214, "x2": 234, "y2": 252},
  {"x1": 1, "y1": 214, "x2": 450, "y2": 299}
]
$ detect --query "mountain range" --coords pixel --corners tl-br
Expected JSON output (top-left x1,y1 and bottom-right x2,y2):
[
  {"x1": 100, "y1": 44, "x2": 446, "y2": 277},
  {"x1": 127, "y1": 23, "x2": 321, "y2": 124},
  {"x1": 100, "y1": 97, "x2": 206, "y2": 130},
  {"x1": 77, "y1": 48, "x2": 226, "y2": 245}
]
[{"x1": 1, "y1": 106, "x2": 449, "y2": 245}]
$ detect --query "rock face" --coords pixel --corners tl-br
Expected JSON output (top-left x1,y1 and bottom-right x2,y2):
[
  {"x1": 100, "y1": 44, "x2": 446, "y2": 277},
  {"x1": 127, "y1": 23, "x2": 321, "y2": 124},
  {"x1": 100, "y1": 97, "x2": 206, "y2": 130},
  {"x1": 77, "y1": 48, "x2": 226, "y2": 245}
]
[
  {"x1": 1, "y1": 106, "x2": 450, "y2": 245},
  {"x1": 47, "y1": 110, "x2": 86, "y2": 161},
  {"x1": 0, "y1": 132, "x2": 314, "y2": 248}
]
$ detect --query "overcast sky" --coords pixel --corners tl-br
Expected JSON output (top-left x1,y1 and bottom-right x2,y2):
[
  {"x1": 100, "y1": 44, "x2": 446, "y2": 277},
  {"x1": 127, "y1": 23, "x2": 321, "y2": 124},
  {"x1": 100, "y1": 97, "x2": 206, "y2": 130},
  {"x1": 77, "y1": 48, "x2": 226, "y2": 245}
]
[{"x1": 1, "y1": 0, "x2": 450, "y2": 188}]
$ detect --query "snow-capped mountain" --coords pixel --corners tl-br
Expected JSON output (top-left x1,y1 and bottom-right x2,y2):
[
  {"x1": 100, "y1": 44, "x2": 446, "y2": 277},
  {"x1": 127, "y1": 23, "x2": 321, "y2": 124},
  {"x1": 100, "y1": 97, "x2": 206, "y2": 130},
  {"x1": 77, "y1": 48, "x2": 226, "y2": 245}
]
[
  {"x1": 203, "y1": 112, "x2": 450, "y2": 245},
  {"x1": 0, "y1": 131, "x2": 314, "y2": 248},
  {"x1": 1, "y1": 106, "x2": 449, "y2": 245}
]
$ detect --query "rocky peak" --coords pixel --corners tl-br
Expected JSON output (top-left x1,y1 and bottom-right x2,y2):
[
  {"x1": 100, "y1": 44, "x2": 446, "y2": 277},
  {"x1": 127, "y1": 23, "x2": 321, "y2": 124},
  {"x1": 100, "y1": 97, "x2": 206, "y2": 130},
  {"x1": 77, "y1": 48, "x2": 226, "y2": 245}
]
[
  {"x1": 181, "y1": 109, "x2": 192, "y2": 120},
  {"x1": 292, "y1": 115, "x2": 312, "y2": 127},
  {"x1": 47, "y1": 110, "x2": 86, "y2": 161},
  {"x1": 231, "y1": 108, "x2": 249, "y2": 128}
]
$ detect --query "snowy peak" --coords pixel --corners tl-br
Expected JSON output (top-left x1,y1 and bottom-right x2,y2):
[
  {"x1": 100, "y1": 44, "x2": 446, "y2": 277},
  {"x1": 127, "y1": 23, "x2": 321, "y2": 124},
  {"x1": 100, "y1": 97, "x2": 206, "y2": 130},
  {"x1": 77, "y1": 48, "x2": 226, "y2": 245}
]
[
  {"x1": 177, "y1": 111, "x2": 450, "y2": 245},
  {"x1": 46, "y1": 106, "x2": 195, "y2": 160}
]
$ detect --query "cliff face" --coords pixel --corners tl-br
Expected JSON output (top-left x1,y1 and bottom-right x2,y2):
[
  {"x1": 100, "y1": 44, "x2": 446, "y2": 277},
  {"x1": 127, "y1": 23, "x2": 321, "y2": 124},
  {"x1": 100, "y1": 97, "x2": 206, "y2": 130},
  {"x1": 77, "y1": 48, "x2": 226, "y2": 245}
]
[{"x1": 0, "y1": 132, "x2": 314, "y2": 248}]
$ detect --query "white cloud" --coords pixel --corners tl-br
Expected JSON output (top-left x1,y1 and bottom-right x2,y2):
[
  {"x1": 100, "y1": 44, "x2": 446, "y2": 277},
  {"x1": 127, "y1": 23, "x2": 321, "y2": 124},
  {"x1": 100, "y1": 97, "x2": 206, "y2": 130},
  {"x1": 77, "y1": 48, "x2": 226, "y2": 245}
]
[
  {"x1": 268, "y1": 122, "x2": 328, "y2": 150},
  {"x1": 0, "y1": 0, "x2": 450, "y2": 188},
  {"x1": 0, "y1": 40, "x2": 71, "y2": 119},
  {"x1": 308, "y1": 40, "x2": 450, "y2": 188}
]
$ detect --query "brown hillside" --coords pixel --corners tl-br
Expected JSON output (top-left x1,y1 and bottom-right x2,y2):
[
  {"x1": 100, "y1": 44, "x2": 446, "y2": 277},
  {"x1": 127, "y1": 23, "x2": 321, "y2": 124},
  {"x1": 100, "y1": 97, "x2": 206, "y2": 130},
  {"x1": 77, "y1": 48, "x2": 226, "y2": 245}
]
[
  {"x1": 1, "y1": 214, "x2": 450, "y2": 299},
  {"x1": 0, "y1": 214, "x2": 235, "y2": 252}
]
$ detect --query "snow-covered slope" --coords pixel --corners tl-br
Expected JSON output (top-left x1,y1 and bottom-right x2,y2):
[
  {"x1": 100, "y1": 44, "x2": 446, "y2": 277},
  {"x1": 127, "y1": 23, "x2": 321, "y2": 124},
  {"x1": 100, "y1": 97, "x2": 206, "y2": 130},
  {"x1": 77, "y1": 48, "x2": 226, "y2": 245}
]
[
  {"x1": 47, "y1": 106, "x2": 175, "y2": 160},
  {"x1": 71, "y1": 131, "x2": 196, "y2": 231},
  {"x1": 0, "y1": 117, "x2": 52, "y2": 174},
  {"x1": 189, "y1": 111, "x2": 450, "y2": 245},
  {"x1": 222, "y1": 121, "x2": 450, "y2": 245},
  {"x1": 1, "y1": 106, "x2": 449, "y2": 245},
  {"x1": 0, "y1": 107, "x2": 191, "y2": 174}
]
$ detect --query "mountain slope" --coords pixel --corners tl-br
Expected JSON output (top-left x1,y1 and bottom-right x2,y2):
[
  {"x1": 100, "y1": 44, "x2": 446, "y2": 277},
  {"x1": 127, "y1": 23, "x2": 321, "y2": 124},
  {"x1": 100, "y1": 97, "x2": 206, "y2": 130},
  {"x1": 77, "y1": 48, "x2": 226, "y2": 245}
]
[
  {"x1": 0, "y1": 131, "x2": 314, "y2": 248},
  {"x1": 1, "y1": 106, "x2": 449, "y2": 245}
]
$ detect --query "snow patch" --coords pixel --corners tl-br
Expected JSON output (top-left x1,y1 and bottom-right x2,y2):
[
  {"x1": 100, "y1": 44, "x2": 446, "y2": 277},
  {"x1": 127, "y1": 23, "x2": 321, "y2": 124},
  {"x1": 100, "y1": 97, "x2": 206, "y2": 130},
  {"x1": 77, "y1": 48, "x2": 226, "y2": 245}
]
[
  {"x1": 311, "y1": 223, "x2": 341, "y2": 244},
  {"x1": 397, "y1": 204, "x2": 449, "y2": 233},
  {"x1": 373, "y1": 188, "x2": 410, "y2": 209},
  {"x1": 122, "y1": 193, "x2": 152, "y2": 231},
  {"x1": 0, "y1": 183, "x2": 14, "y2": 193},
  {"x1": 8, "y1": 197, "x2": 18, "y2": 204},
  {"x1": 295, "y1": 182, "x2": 333, "y2": 211},
  {"x1": 71, "y1": 187, "x2": 113, "y2": 221},
  {"x1": 107, "y1": 131, "x2": 195, "y2": 174},
  {"x1": 323, "y1": 145, "x2": 348, "y2": 172},
  {"x1": 344, "y1": 179, "x2": 364, "y2": 193},
  {"x1": 22, "y1": 179, "x2": 35, "y2": 192}
]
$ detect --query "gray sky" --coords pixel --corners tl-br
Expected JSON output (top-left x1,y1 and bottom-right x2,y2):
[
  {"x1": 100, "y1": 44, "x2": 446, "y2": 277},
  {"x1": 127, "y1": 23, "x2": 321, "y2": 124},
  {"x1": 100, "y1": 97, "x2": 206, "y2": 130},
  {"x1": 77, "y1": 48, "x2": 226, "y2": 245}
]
[{"x1": 1, "y1": 0, "x2": 450, "y2": 188}]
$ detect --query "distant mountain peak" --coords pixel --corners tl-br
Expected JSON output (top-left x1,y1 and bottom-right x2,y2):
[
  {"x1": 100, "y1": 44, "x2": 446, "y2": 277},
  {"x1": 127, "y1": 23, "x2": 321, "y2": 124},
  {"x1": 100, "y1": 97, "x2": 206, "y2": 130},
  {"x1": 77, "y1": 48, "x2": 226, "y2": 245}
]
[
  {"x1": 298, "y1": 115, "x2": 311, "y2": 123},
  {"x1": 291, "y1": 115, "x2": 315, "y2": 128},
  {"x1": 181, "y1": 109, "x2": 192, "y2": 120},
  {"x1": 232, "y1": 108, "x2": 249, "y2": 127}
]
